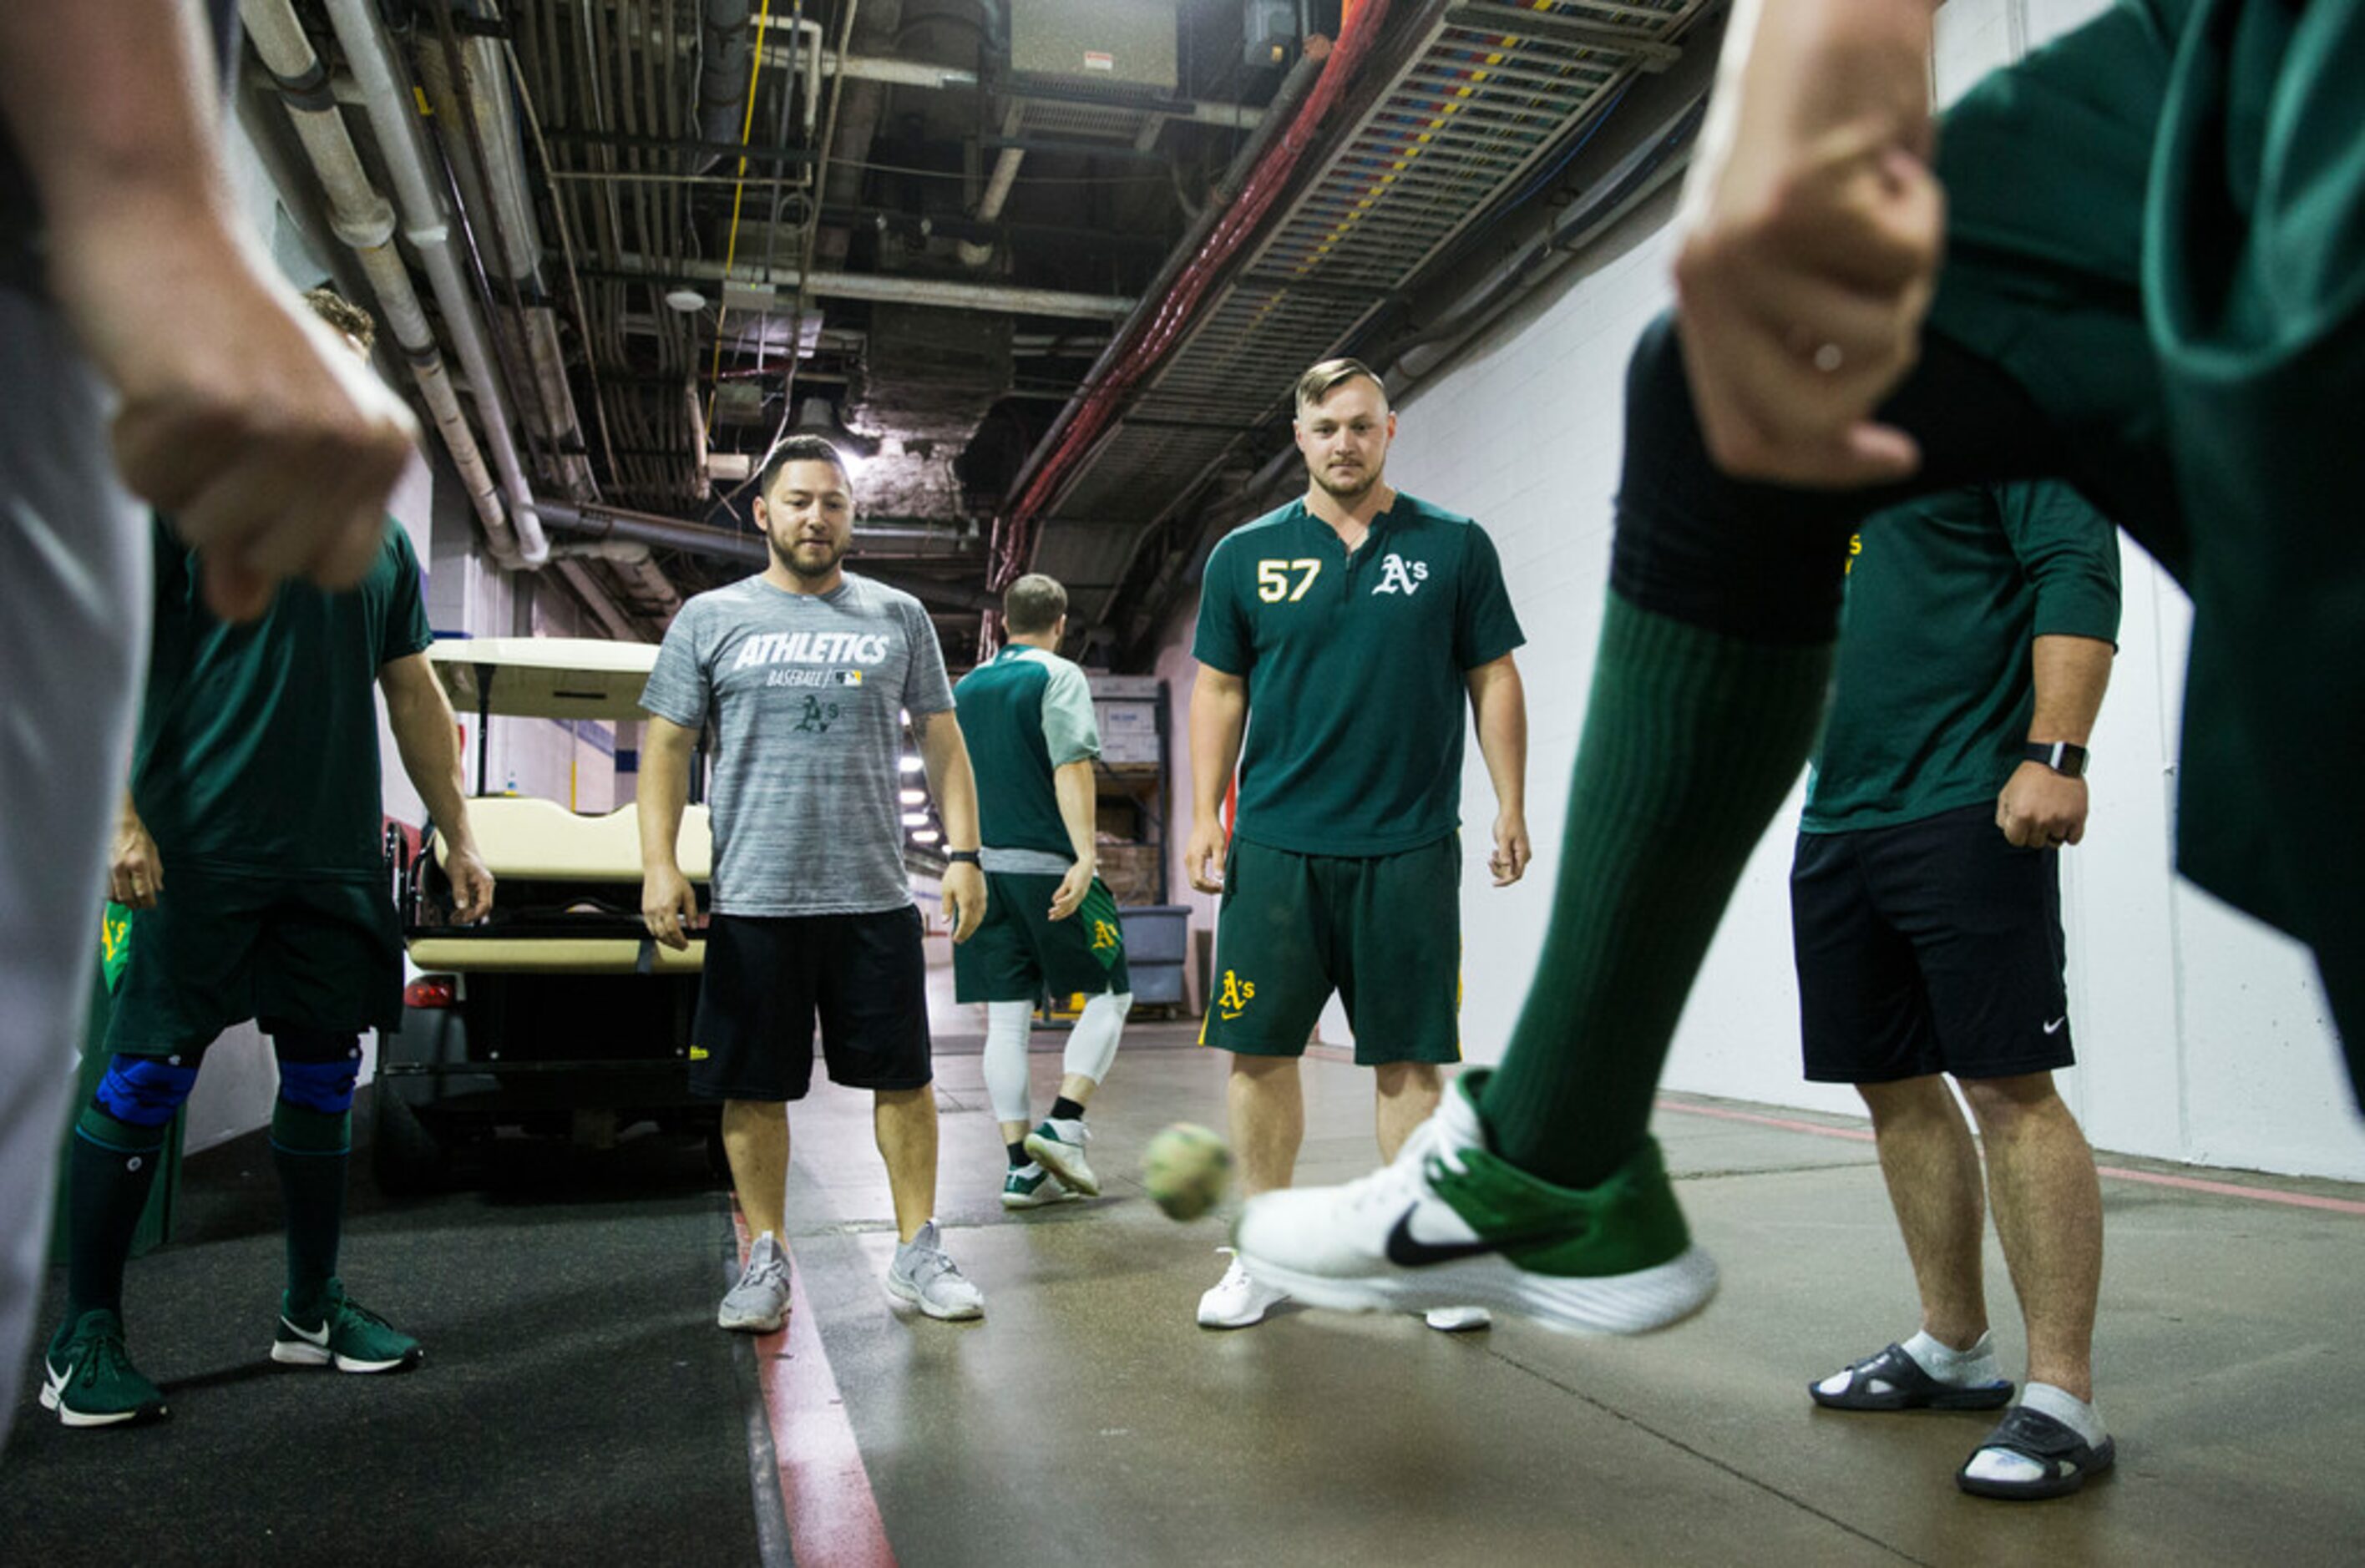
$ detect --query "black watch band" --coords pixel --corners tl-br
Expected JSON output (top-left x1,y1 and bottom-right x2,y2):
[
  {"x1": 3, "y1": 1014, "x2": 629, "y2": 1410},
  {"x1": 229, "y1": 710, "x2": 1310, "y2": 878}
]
[
  {"x1": 945, "y1": 849, "x2": 981, "y2": 865},
  {"x1": 2024, "y1": 741, "x2": 2089, "y2": 778}
]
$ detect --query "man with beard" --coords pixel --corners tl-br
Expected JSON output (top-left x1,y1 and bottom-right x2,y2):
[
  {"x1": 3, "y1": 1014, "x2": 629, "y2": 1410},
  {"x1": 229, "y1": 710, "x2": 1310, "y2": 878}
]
[
  {"x1": 1183, "y1": 359, "x2": 1529, "y2": 1332},
  {"x1": 640, "y1": 435, "x2": 990, "y2": 1328}
]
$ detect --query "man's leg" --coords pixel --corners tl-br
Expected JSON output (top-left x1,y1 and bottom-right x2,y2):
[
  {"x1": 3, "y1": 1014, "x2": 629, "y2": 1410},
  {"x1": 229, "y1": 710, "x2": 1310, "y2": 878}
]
[
  {"x1": 0, "y1": 289, "x2": 149, "y2": 1439},
  {"x1": 874, "y1": 1085, "x2": 938, "y2": 1245},
  {"x1": 1229, "y1": 1054, "x2": 1304, "y2": 1196},
  {"x1": 1863, "y1": 1076, "x2": 1989, "y2": 1353},
  {"x1": 1959, "y1": 1072, "x2": 2102, "y2": 1401},
  {"x1": 1373, "y1": 1061, "x2": 1442, "y2": 1161},
  {"x1": 722, "y1": 1098, "x2": 791, "y2": 1240}
]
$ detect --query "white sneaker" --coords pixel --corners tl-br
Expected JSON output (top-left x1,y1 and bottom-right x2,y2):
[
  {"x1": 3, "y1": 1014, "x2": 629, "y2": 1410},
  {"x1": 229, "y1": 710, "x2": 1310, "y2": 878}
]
[
  {"x1": 1423, "y1": 1306, "x2": 1492, "y2": 1333},
  {"x1": 719, "y1": 1232, "x2": 791, "y2": 1333},
  {"x1": 1001, "y1": 1162, "x2": 1081, "y2": 1209},
  {"x1": 1024, "y1": 1117, "x2": 1098, "y2": 1196},
  {"x1": 1196, "y1": 1247, "x2": 1289, "y2": 1328},
  {"x1": 885, "y1": 1221, "x2": 985, "y2": 1321}
]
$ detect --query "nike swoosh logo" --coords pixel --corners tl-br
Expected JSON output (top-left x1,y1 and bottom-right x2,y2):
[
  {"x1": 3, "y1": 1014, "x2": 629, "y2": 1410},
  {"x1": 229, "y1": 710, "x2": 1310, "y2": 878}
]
[
  {"x1": 1384, "y1": 1208, "x2": 1504, "y2": 1267},
  {"x1": 2043, "y1": 1017, "x2": 2067, "y2": 1034},
  {"x1": 281, "y1": 1318, "x2": 330, "y2": 1348}
]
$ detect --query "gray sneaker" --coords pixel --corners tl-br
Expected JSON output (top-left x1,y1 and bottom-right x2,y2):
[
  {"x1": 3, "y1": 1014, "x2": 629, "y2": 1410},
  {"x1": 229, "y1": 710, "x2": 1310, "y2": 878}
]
[
  {"x1": 885, "y1": 1221, "x2": 985, "y2": 1321},
  {"x1": 719, "y1": 1232, "x2": 791, "y2": 1333}
]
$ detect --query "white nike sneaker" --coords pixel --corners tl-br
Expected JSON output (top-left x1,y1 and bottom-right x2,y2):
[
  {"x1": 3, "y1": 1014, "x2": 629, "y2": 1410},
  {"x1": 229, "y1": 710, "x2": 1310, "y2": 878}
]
[
  {"x1": 1024, "y1": 1117, "x2": 1098, "y2": 1196},
  {"x1": 1001, "y1": 1162, "x2": 1082, "y2": 1209},
  {"x1": 1232, "y1": 1072, "x2": 1716, "y2": 1335},
  {"x1": 886, "y1": 1221, "x2": 985, "y2": 1321},
  {"x1": 718, "y1": 1232, "x2": 792, "y2": 1333},
  {"x1": 1196, "y1": 1248, "x2": 1290, "y2": 1328}
]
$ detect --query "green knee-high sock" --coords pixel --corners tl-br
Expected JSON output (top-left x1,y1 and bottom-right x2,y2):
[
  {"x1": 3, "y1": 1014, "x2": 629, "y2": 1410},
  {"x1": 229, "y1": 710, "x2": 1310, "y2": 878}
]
[
  {"x1": 65, "y1": 1106, "x2": 167, "y2": 1320},
  {"x1": 272, "y1": 1100, "x2": 352, "y2": 1314},
  {"x1": 1481, "y1": 593, "x2": 1834, "y2": 1190}
]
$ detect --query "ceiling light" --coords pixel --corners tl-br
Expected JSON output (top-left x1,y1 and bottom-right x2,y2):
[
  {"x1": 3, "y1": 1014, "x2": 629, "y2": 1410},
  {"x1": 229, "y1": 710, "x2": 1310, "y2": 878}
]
[
  {"x1": 910, "y1": 828, "x2": 940, "y2": 845},
  {"x1": 663, "y1": 286, "x2": 707, "y2": 313},
  {"x1": 900, "y1": 812, "x2": 929, "y2": 827},
  {"x1": 899, "y1": 754, "x2": 921, "y2": 773},
  {"x1": 899, "y1": 788, "x2": 925, "y2": 805}
]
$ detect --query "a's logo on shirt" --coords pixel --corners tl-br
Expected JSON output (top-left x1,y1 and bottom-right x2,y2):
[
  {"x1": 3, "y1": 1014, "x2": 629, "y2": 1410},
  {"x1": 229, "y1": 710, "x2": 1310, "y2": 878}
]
[
  {"x1": 688, "y1": 1045, "x2": 710, "y2": 1061},
  {"x1": 1091, "y1": 918, "x2": 1121, "y2": 954},
  {"x1": 1217, "y1": 969, "x2": 1256, "y2": 1020},
  {"x1": 1372, "y1": 553, "x2": 1430, "y2": 595},
  {"x1": 793, "y1": 696, "x2": 842, "y2": 733}
]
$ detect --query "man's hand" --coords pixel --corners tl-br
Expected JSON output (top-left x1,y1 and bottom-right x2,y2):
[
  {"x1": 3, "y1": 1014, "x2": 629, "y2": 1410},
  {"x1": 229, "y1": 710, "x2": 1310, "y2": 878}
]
[
  {"x1": 1487, "y1": 810, "x2": 1532, "y2": 887},
  {"x1": 943, "y1": 862, "x2": 987, "y2": 943},
  {"x1": 109, "y1": 816, "x2": 163, "y2": 909},
  {"x1": 641, "y1": 862, "x2": 703, "y2": 951},
  {"x1": 1049, "y1": 859, "x2": 1095, "y2": 922},
  {"x1": 1997, "y1": 761, "x2": 2089, "y2": 849},
  {"x1": 1672, "y1": 0, "x2": 1942, "y2": 487},
  {"x1": 55, "y1": 226, "x2": 419, "y2": 621},
  {"x1": 1185, "y1": 818, "x2": 1228, "y2": 894},
  {"x1": 442, "y1": 841, "x2": 496, "y2": 924}
]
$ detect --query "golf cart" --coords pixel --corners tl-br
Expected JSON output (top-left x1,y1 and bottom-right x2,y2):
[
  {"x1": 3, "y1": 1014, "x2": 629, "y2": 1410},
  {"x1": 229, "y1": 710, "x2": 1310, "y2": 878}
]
[{"x1": 374, "y1": 638, "x2": 712, "y2": 1192}]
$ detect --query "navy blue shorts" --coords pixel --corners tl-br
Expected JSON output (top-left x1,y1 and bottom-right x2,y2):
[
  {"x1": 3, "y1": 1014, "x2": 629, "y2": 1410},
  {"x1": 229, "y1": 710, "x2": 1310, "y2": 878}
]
[
  {"x1": 690, "y1": 908, "x2": 932, "y2": 1100},
  {"x1": 1790, "y1": 804, "x2": 2073, "y2": 1085}
]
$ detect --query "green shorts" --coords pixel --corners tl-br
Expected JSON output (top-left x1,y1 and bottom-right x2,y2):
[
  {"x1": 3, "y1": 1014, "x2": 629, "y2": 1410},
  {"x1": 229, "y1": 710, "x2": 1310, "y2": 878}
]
[
  {"x1": 953, "y1": 873, "x2": 1131, "y2": 1004},
  {"x1": 1923, "y1": 0, "x2": 2365, "y2": 1079},
  {"x1": 1200, "y1": 834, "x2": 1461, "y2": 1065},
  {"x1": 106, "y1": 869, "x2": 404, "y2": 1052}
]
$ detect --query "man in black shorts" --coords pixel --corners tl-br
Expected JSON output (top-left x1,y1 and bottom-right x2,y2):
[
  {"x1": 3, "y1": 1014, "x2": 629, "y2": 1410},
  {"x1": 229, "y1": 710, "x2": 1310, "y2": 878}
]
[
  {"x1": 640, "y1": 436, "x2": 990, "y2": 1328},
  {"x1": 1793, "y1": 483, "x2": 2120, "y2": 1500}
]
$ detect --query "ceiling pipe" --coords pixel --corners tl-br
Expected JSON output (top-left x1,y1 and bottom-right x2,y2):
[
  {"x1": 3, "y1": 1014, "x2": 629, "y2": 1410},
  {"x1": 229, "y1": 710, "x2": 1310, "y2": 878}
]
[
  {"x1": 239, "y1": 0, "x2": 525, "y2": 569},
  {"x1": 321, "y1": 0, "x2": 549, "y2": 565},
  {"x1": 605, "y1": 257, "x2": 1134, "y2": 318},
  {"x1": 960, "y1": 101, "x2": 1027, "y2": 269}
]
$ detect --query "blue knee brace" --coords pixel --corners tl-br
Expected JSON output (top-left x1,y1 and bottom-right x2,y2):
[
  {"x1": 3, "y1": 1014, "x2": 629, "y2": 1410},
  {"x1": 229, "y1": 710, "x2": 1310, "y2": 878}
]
[
  {"x1": 277, "y1": 1055, "x2": 359, "y2": 1116},
  {"x1": 94, "y1": 1055, "x2": 200, "y2": 1128}
]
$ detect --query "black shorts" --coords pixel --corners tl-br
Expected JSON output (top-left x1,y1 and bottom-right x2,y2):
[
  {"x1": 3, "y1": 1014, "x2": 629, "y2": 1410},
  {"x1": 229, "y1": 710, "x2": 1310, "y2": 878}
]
[
  {"x1": 689, "y1": 908, "x2": 933, "y2": 1101},
  {"x1": 1790, "y1": 803, "x2": 2072, "y2": 1085}
]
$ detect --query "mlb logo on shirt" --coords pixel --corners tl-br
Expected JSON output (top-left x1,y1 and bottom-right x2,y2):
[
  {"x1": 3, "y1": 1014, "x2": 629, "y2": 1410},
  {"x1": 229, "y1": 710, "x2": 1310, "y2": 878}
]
[{"x1": 833, "y1": 670, "x2": 865, "y2": 686}]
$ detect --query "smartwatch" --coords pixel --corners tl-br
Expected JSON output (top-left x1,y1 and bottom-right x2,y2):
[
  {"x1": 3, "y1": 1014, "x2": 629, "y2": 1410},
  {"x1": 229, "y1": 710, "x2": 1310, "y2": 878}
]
[
  {"x1": 2024, "y1": 741, "x2": 2089, "y2": 778},
  {"x1": 945, "y1": 849, "x2": 982, "y2": 865}
]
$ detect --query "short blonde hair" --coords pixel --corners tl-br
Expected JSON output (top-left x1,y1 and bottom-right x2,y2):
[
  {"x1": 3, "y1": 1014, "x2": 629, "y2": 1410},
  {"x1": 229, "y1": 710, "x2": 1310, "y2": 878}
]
[
  {"x1": 1294, "y1": 357, "x2": 1385, "y2": 413},
  {"x1": 1003, "y1": 573, "x2": 1068, "y2": 635}
]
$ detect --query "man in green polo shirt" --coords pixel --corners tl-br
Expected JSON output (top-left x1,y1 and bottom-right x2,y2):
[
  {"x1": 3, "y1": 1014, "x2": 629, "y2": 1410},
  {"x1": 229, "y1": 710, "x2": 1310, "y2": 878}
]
[
  {"x1": 39, "y1": 291, "x2": 493, "y2": 1429},
  {"x1": 953, "y1": 573, "x2": 1133, "y2": 1208},
  {"x1": 1795, "y1": 483, "x2": 2120, "y2": 1500},
  {"x1": 1185, "y1": 357, "x2": 1529, "y2": 1331}
]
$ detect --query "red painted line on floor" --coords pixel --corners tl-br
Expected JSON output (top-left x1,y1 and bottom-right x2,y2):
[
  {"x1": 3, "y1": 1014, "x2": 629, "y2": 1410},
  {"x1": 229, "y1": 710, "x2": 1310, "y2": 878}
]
[
  {"x1": 1655, "y1": 1098, "x2": 2365, "y2": 1215},
  {"x1": 735, "y1": 1215, "x2": 899, "y2": 1567}
]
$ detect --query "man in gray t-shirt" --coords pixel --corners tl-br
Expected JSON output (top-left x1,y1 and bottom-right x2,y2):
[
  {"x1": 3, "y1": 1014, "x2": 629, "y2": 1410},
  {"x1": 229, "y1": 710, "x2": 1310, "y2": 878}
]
[{"x1": 639, "y1": 437, "x2": 990, "y2": 1328}]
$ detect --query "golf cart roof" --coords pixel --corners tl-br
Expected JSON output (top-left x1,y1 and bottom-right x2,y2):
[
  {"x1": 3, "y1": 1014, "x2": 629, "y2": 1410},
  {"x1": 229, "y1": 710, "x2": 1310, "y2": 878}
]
[{"x1": 428, "y1": 637, "x2": 658, "y2": 721}]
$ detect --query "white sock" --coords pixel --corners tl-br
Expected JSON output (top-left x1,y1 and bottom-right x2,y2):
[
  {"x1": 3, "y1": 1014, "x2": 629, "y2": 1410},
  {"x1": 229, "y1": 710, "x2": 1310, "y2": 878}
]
[
  {"x1": 1064, "y1": 989, "x2": 1131, "y2": 1085},
  {"x1": 982, "y1": 1000, "x2": 1035, "y2": 1126},
  {"x1": 1962, "y1": 1382, "x2": 2106, "y2": 1486},
  {"x1": 1904, "y1": 1328, "x2": 2003, "y2": 1386}
]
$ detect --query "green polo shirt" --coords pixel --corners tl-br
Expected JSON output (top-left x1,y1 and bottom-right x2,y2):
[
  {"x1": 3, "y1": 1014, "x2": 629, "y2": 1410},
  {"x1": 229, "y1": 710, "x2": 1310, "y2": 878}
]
[
  {"x1": 1802, "y1": 483, "x2": 2120, "y2": 835},
  {"x1": 953, "y1": 644, "x2": 1101, "y2": 865},
  {"x1": 1194, "y1": 493, "x2": 1524, "y2": 857},
  {"x1": 132, "y1": 515, "x2": 434, "y2": 881}
]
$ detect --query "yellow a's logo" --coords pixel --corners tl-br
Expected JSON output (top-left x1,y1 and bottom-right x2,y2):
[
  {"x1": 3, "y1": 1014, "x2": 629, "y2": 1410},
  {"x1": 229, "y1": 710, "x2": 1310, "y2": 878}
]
[
  {"x1": 1091, "y1": 918, "x2": 1120, "y2": 953},
  {"x1": 1218, "y1": 969, "x2": 1256, "y2": 1020}
]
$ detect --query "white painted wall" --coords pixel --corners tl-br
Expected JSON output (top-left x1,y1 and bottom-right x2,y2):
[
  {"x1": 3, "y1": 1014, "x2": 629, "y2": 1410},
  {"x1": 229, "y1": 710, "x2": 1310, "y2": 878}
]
[{"x1": 1152, "y1": 0, "x2": 2364, "y2": 1179}]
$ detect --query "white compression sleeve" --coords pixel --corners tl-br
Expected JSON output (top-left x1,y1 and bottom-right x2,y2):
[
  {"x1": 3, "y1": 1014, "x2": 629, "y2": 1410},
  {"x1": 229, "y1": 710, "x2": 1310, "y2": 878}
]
[
  {"x1": 1063, "y1": 989, "x2": 1132, "y2": 1087},
  {"x1": 983, "y1": 1000, "x2": 1036, "y2": 1125}
]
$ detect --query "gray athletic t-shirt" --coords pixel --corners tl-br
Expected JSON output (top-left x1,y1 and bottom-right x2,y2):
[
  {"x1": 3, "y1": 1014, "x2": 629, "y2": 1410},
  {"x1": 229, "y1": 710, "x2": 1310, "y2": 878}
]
[{"x1": 641, "y1": 572, "x2": 954, "y2": 917}]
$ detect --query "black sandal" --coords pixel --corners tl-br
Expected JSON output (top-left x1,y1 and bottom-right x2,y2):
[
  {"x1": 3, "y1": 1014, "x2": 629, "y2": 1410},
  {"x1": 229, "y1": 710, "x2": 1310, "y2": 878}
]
[
  {"x1": 1809, "y1": 1343, "x2": 2014, "y2": 1411},
  {"x1": 1956, "y1": 1406, "x2": 2116, "y2": 1500}
]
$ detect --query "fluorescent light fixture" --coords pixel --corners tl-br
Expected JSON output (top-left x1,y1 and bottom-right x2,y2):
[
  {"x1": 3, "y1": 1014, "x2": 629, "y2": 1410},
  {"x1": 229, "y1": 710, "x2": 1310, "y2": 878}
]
[
  {"x1": 910, "y1": 828, "x2": 940, "y2": 844},
  {"x1": 899, "y1": 754, "x2": 922, "y2": 773},
  {"x1": 899, "y1": 788, "x2": 925, "y2": 805},
  {"x1": 900, "y1": 811, "x2": 929, "y2": 827}
]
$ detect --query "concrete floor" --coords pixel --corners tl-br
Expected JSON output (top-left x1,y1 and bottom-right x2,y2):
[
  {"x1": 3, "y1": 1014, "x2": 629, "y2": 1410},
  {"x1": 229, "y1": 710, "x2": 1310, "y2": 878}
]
[{"x1": 782, "y1": 999, "x2": 2365, "y2": 1568}]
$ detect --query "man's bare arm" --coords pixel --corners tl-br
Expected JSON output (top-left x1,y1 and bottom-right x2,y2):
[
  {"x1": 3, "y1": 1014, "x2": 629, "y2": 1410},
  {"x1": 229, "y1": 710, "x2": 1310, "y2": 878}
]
[
  {"x1": 638, "y1": 716, "x2": 702, "y2": 948},
  {"x1": 1465, "y1": 654, "x2": 1532, "y2": 885},
  {"x1": 381, "y1": 652, "x2": 493, "y2": 921},
  {"x1": 1185, "y1": 666, "x2": 1248, "y2": 893},
  {"x1": 1997, "y1": 634, "x2": 2114, "y2": 849},
  {"x1": 914, "y1": 708, "x2": 987, "y2": 943}
]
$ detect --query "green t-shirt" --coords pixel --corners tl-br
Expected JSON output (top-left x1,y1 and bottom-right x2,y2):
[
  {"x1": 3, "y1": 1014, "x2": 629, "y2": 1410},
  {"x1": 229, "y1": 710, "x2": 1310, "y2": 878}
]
[
  {"x1": 953, "y1": 644, "x2": 1101, "y2": 867},
  {"x1": 1802, "y1": 483, "x2": 2120, "y2": 834},
  {"x1": 132, "y1": 515, "x2": 434, "y2": 880},
  {"x1": 1193, "y1": 493, "x2": 1525, "y2": 856}
]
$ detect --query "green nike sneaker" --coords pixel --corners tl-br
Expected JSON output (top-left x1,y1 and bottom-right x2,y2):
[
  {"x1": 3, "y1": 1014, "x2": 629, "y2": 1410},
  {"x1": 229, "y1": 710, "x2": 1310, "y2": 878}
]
[
  {"x1": 1001, "y1": 1161, "x2": 1083, "y2": 1210},
  {"x1": 1232, "y1": 1072, "x2": 1716, "y2": 1334},
  {"x1": 40, "y1": 1309, "x2": 168, "y2": 1428},
  {"x1": 271, "y1": 1280, "x2": 424, "y2": 1373}
]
